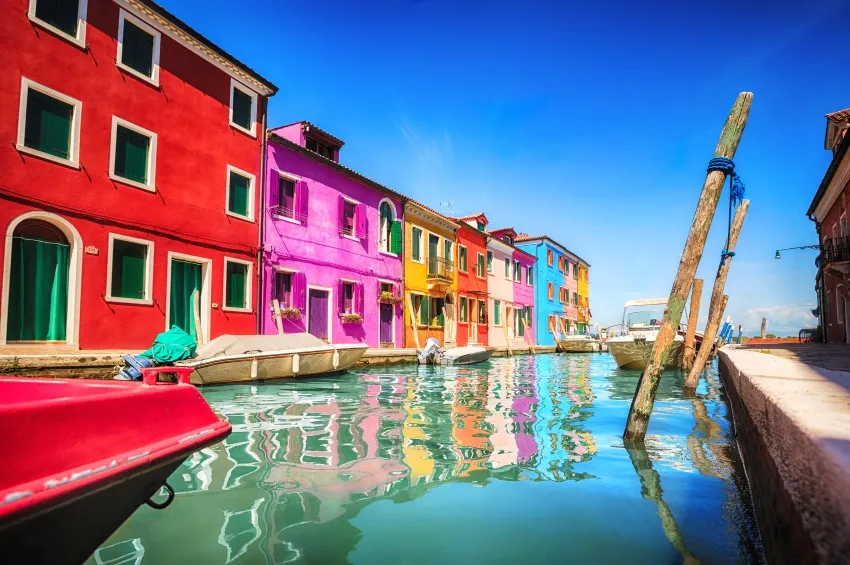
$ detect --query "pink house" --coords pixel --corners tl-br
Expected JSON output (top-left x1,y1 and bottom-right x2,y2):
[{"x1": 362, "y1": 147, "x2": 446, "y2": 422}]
[{"x1": 261, "y1": 122, "x2": 405, "y2": 347}]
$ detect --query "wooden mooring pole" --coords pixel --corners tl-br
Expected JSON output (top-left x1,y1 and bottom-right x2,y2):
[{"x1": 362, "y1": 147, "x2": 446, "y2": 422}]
[
  {"x1": 624, "y1": 92, "x2": 752, "y2": 443},
  {"x1": 682, "y1": 279, "x2": 703, "y2": 371},
  {"x1": 687, "y1": 295, "x2": 728, "y2": 379},
  {"x1": 684, "y1": 199, "x2": 749, "y2": 389},
  {"x1": 761, "y1": 318, "x2": 767, "y2": 339}
]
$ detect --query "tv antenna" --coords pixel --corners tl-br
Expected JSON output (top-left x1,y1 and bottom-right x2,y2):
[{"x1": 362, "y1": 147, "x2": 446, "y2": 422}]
[{"x1": 439, "y1": 201, "x2": 455, "y2": 217}]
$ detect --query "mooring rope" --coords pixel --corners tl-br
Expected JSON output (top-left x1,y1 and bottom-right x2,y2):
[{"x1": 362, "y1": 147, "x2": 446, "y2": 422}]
[{"x1": 707, "y1": 157, "x2": 746, "y2": 266}]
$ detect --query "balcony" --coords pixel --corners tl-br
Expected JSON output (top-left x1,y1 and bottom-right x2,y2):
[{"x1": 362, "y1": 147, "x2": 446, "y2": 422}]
[
  {"x1": 427, "y1": 256, "x2": 454, "y2": 283},
  {"x1": 821, "y1": 237, "x2": 850, "y2": 264}
]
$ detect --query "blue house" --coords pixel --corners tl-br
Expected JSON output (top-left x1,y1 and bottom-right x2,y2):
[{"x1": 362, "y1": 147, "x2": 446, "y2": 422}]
[{"x1": 516, "y1": 235, "x2": 582, "y2": 347}]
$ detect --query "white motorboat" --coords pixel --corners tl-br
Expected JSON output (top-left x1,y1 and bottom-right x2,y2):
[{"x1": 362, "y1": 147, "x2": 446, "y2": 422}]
[
  {"x1": 557, "y1": 334, "x2": 602, "y2": 353},
  {"x1": 418, "y1": 338, "x2": 493, "y2": 366},
  {"x1": 606, "y1": 299, "x2": 685, "y2": 370},
  {"x1": 182, "y1": 333, "x2": 368, "y2": 385}
]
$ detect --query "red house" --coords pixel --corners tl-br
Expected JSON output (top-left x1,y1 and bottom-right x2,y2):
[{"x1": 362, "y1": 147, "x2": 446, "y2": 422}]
[
  {"x1": 809, "y1": 108, "x2": 850, "y2": 343},
  {"x1": 455, "y1": 213, "x2": 489, "y2": 346},
  {"x1": 0, "y1": 0, "x2": 277, "y2": 349}
]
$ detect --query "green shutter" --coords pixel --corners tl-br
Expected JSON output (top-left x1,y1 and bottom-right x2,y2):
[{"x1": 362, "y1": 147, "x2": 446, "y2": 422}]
[
  {"x1": 504, "y1": 259, "x2": 510, "y2": 278},
  {"x1": 170, "y1": 259, "x2": 202, "y2": 339},
  {"x1": 114, "y1": 125, "x2": 150, "y2": 184},
  {"x1": 390, "y1": 221, "x2": 402, "y2": 254},
  {"x1": 111, "y1": 239, "x2": 147, "y2": 299},
  {"x1": 225, "y1": 262, "x2": 248, "y2": 309},
  {"x1": 35, "y1": 0, "x2": 79, "y2": 36},
  {"x1": 228, "y1": 172, "x2": 250, "y2": 217},
  {"x1": 435, "y1": 298, "x2": 445, "y2": 326},
  {"x1": 24, "y1": 89, "x2": 72, "y2": 159},
  {"x1": 494, "y1": 300, "x2": 501, "y2": 325},
  {"x1": 231, "y1": 87, "x2": 252, "y2": 129},
  {"x1": 121, "y1": 20, "x2": 154, "y2": 78},
  {"x1": 411, "y1": 227, "x2": 421, "y2": 260},
  {"x1": 418, "y1": 295, "x2": 429, "y2": 325}
]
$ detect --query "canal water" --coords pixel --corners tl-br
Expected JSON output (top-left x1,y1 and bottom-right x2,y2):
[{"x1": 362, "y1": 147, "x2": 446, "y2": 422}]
[{"x1": 87, "y1": 354, "x2": 763, "y2": 565}]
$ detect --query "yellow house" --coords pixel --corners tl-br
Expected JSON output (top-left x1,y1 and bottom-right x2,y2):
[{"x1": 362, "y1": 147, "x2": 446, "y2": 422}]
[
  {"x1": 577, "y1": 261, "x2": 590, "y2": 331},
  {"x1": 403, "y1": 201, "x2": 458, "y2": 348}
]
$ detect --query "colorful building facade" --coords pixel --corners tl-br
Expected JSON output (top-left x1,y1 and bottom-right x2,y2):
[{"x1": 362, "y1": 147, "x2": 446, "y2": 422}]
[
  {"x1": 260, "y1": 125, "x2": 405, "y2": 347},
  {"x1": 0, "y1": 0, "x2": 276, "y2": 349},
  {"x1": 576, "y1": 261, "x2": 591, "y2": 333},
  {"x1": 454, "y1": 213, "x2": 489, "y2": 346},
  {"x1": 402, "y1": 202, "x2": 458, "y2": 348},
  {"x1": 487, "y1": 228, "x2": 535, "y2": 348}
]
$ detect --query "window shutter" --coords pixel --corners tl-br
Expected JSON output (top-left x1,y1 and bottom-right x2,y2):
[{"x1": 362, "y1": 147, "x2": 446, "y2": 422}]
[
  {"x1": 295, "y1": 181, "x2": 308, "y2": 224},
  {"x1": 412, "y1": 228, "x2": 420, "y2": 260},
  {"x1": 390, "y1": 221, "x2": 402, "y2": 254},
  {"x1": 356, "y1": 283, "x2": 365, "y2": 316},
  {"x1": 337, "y1": 280, "x2": 345, "y2": 313},
  {"x1": 356, "y1": 203, "x2": 368, "y2": 240},
  {"x1": 338, "y1": 196, "x2": 346, "y2": 236},
  {"x1": 293, "y1": 272, "x2": 306, "y2": 311},
  {"x1": 420, "y1": 296, "x2": 430, "y2": 325}
]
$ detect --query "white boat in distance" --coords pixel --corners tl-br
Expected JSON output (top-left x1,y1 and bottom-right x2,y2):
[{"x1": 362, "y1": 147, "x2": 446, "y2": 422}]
[
  {"x1": 606, "y1": 299, "x2": 685, "y2": 370},
  {"x1": 418, "y1": 337, "x2": 493, "y2": 365},
  {"x1": 557, "y1": 334, "x2": 602, "y2": 353},
  {"x1": 182, "y1": 333, "x2": 368, "y2": 385}
]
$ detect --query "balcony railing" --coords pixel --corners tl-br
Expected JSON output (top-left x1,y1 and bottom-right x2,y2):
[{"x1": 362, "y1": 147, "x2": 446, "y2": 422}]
[
  {"x1": 427, "y1": 256, "x2": 454, "y2": 282},
  {"x1": 821, "y1": 237, "x2": 850, "y2": 264}
]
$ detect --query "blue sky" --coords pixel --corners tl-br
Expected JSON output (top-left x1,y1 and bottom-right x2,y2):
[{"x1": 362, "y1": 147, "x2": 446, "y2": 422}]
[{"x1": 165, "y1": 0, "x2": 849, "y2": 335}]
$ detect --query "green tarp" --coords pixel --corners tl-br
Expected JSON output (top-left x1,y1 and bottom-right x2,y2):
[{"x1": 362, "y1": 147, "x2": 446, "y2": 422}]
[{"x1": 139, "y1": 325, "x2": 197, "y2": 364}]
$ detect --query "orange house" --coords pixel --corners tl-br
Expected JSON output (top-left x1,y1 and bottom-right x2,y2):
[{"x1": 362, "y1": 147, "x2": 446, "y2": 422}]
[{"x1": 455, "y1": 213, "x2": 489, "y2": 346}]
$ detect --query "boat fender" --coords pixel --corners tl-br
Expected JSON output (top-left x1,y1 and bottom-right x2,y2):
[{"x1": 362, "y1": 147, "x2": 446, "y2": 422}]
[
  {"x1": 250, "y1": 358, "x2": 258, "y2": 380},
  {"x1": 292, "y1": 353, "x2": 300, "y2": 374},
  {"x1": 332, "y1": 349, "x2": 340, "y2": 370},
  {"x1": 145, "y1": 482, "x2": 175, "y2": 510}
]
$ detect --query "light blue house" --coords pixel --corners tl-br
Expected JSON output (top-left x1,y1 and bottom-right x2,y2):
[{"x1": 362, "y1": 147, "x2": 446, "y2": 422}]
[{"x1": 516, "y1": 235, "x2": 581, "y2": 347}]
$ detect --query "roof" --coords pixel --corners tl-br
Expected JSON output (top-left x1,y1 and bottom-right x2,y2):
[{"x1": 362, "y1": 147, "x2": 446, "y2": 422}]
[
  {"x1": 405, "y1": 200, "x2": 460, "y2": 231},
  {"x1": 488, "y1": 227, "x2": 517, "y2": 237},
  {"x1": 826, "y1": 109, "x2": 850, "y2": 122},
  {"x1": 267, "y1": 132, "x2": 406, "y2": 202},
  {"x1": 131, "y1": 0, "x2": 277, "y2": 95},
  {"x1": 276, "y1": 121, "x2": 346, "y2": 147},
  {"x1": 458, "y1": 212, "x2": 487, "y2": 222},
  {"x1": 808, "y1": 128, "x2": 850, "y2": 217},
  {"x1": 514, "y1": 234, "x2": 591, "y2": 267}
]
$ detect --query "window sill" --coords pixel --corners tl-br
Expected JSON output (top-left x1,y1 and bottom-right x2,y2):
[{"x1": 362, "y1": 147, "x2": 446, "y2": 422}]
[
  {"x1": 109, "y1": 172, "x2": 155, "y2": 193},
  {"x1": 16, "y1": 144, "x2": 79, "y2": 169},
  {"x1": 342, "y1": 234, "x2": 359, "y2": 241},
  {"x1": 226, "y1": 210, "x2": 256, "y2": 223},
  {"x1": 222, "y1": 306, "x2": 252, "y2": 313},
  {"x1": 229, "y1": 121, "x2": 257, "y2": 138},
  {"x1": 378, "y1": 250, "x2": 399, "y2": 258},
  {"x1": 28, "y1": 16, "x2": 87, "y2": 50},
  {"x1": 116, "y1": 62, "x2": 160, "y2": 88},
  {"x1": 105, "y1": 296, "x2": 153, "y2": 306},
  {"x1": 273, "y1": 214, "x2": 301, "y2": 225},
  {"x1": 412, "y1": 259, "x2": 424, "y2": 264}
]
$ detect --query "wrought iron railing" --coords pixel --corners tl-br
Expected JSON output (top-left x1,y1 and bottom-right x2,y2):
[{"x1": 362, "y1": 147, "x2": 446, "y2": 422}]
[
  {"x1": 427, "y1": 256, "x2": 454, "y2": 281},
  {"x1": 821, "y1": 237, "x2": 850, "y2": 264}
]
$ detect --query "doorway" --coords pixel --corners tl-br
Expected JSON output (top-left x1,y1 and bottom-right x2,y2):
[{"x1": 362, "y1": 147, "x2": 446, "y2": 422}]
[
  {"x1": 380, "y1": 303, "x2": 393, "y2": 344},
  {"x1": 168, "y1": 258, "x2": 204, "y2": 340},
  {"x1": 308, "y1": 288, "x2": 330, "y2": 341}
]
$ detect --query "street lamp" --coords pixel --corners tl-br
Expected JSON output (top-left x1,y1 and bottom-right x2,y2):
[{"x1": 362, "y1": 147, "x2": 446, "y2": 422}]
[{"x1": 774, "y1": 245, "x2": 820, "y2": 259}]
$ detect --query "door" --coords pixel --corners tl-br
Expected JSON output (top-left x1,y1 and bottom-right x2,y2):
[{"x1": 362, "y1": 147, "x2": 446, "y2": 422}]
[
  {"x1": 169, "y1": 259, "x2": 203, "y2": 340},
  {"x1": 428, "y1": 234, "x2": 439, "y2": 275},
  {"x1": 7, "y1": 223, "x2": 70, "y2": 342},
  {"x1": 506, "y1": 306, "x2": 514, "y2": 338},
  {"x1": 380, "y1": 303, "x2": 393, "y2": 344},
  {"x1": 308, "y1": 289, "x2": 329, "y2": 340}
]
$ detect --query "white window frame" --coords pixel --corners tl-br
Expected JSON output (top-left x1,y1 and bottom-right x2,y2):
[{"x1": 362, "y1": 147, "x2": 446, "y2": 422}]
[
  {"x1": 476, "y1": 252, "x2": 486, "y2": 279},
  {"x1": 16, "y1": 78, "x2": 82, "y2": 169},
  {"x1": 340, "y1": 195, "x2": 359, "y2": 241},
  {"x1": 109, "y1": 115, "x2": 158, "y2": 192},
  {"x1": 165, "y1": 252, "x2": 212, "y2": 343},
  {"x1": 486, "y1": 250, "x2": 493, "y2": 273},
  {"x1": 548, "y1": 282, "x2": 554, "y2": 301},
  {"x1": 222, "y1": 257, "x2": 253, "y2": 313},
  {"x1": 272, "y1": 170, "x2": 301, "y2": 224},
  {"x1": 527, "y1": 266, "x2": 533, "y2": 286},
  {"x1": 457, "y1": 245, "x2": 468, "y2": 272},
  {"x1": 116, "y1": 9, "x2": 161, "y2": 87},
  {"x1": 458, "y1": 295, "x2": 468, "y2": 323},
  {"x1": 28, "y1": 0, "x2": 88, "y2": 48},
  {"x1": 377, "y1": 198, "x2": 397, "y2": 255},
  {"x1": 410, "y1": 292, "x2": 427, "y2": 326},
  {"x1": 229, "y1": 78, "x2": 258, "y2": 137},
  {"x1": 225, "y1": 165, "x2": 256, "y2": 222},
  {"x1": 272, "y1": 267, "x2": 296, "y2": 309},
  {"x1": 504, "y1": 257, "x2": 510, "y2": 279},
  {"x1": 493, "y1": 299, "x2": 502, "y2": 327},
  {"x1": 411, "y1": 225, "x2": 424, "y2": 264},
  {"x1": 105, "y1": 233, "x2": 154, "y2": 305}
]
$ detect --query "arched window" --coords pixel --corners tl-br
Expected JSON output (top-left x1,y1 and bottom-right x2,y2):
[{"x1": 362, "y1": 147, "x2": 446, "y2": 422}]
[{"x1": 379, "y1": 201, "x2": 394, "y2": 253}]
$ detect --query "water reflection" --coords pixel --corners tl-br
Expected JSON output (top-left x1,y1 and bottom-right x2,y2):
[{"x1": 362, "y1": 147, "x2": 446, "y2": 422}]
[{"x1": 88, "y1": 355, "x2": 761, "y2": 565}]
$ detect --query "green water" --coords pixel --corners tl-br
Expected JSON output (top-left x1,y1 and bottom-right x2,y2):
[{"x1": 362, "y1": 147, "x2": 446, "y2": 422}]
[{"x1": 87, "y1": 354, "x2": 763, "y2": 564}]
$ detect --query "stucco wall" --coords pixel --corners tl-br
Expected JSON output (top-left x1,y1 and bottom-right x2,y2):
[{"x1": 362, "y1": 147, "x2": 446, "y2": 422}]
[
  {"x1": 456, "y1": 224, "x2": 488, "y2": 346},
  {"x1": 487, "y1": 241, "x2": 514, "y2": 347},
  {"x1": 819, "y1": 179, "x2": 850, "y2": 344},
  {"x1": 261, "y1": 141, "x2": 403, "y2": 347}
]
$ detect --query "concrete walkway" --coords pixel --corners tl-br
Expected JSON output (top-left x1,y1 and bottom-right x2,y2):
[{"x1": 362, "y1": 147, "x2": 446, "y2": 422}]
[{"x1": 738, "y1": 342, "x2": 850, "y2": 372}]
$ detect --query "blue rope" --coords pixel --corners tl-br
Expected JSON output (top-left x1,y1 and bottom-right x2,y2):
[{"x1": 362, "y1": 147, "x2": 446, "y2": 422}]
[{"x1": 707, "y1": 157, "x2": 746, "y2": 266}]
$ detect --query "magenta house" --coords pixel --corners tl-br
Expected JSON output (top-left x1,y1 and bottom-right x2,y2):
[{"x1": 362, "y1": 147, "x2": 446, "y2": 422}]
[{"x1": 261, "y1": 122, "x2": 405, "y2": 347}]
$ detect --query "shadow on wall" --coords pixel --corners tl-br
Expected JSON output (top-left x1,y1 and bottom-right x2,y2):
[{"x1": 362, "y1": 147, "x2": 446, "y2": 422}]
[{"x1": 341, "y1": 322, "x2": 366, "y2": 341}]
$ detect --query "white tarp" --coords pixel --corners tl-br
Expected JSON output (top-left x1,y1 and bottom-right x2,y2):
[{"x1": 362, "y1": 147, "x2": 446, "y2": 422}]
[{"x1": 623, "y1": 298, "x2": 669, "y2": 309}]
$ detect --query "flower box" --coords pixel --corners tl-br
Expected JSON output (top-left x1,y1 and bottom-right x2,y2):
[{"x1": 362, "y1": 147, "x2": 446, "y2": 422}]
[
  {"x1": 277, "y1": 307, "x2": 302, "y2": 320},
  {"x1": 340, "y1": 313, "x2": 363, "y2": 324},
  {"x1": 377, "y1": 291, "x2": 403, "y2": 304}
]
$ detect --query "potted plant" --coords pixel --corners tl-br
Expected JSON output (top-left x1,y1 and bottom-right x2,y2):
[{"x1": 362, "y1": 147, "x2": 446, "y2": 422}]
[
  {"x1": 341, "y1": 313, "x2": 363, "y2": 324},
  {"x1": 279, "y1": 307, "x2": 302, "y2": 320},
  {"x1": 377, "y1": 291, "x2": 402, "y2": 304}
]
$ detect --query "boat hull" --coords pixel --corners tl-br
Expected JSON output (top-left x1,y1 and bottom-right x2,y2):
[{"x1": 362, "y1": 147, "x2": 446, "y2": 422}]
[
  {"x1": 607, "y1": 338, "x2": 685, "y2": 370},
  {"x1": 439, "y1": 347, "x2": 493, "y2": 365},
  {"x1": 557, "y1": 338, "x2": 602, "y2": 353}
]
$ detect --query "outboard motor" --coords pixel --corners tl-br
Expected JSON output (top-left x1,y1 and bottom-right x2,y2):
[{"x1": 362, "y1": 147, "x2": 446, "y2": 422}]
[{"x1": 417, "y1": 337, "x2": 444, "y2": 364}]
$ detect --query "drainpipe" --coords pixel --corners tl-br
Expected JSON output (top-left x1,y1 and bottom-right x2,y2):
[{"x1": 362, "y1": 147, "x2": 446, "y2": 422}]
[
  {"x1": 535, "y1": 241, "x2": 543, "y2": 344},
  {"x1": 809, "y1": 212, "x2": 827, "y2": 343},
  {"x1": 256, "y1": 96, "x2": 269, "y2": 335}
]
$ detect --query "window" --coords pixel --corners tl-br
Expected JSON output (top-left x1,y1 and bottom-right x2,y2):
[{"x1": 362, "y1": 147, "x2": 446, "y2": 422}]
[
  {"x1": 842, "y1": 214, "x2": 848, "y2": 239},
  {"x1": 505, "y1": 258, "x2": 510, "y2": 278},
  {"x1": 223, "y1": 258, "x2": 252, "y2": 312},
  {"x1": 342, "y1": 282, "x2": 355, "y2": 314},
  {"x1": 526, "y1": 266, "x2": 533, "y2": 285},
  {"x1": 342, "y1": 200, "x2": 356, "y2": 237},
  {"x1": 411, "y1": 294, "x2": 428, "y2": 325},
  {"x1": 229, "y1": 79, "x2": 257, "y2": 136},
  {"x1": 226, "y1": 166, "x2": 255, "y2": 221},
  {"x1": 493, "y1": 300, "x2": 501, "y2": 325},
  {"x1": 444, "y1": 240, "x2": 453, "y2": 263},
  {"x1": 430, "y1": 297, "x2": 445, "y2": 326},
  {"x1": 458, "y1": 246, "x2": 468, "y2": 272},
  {"x1": 513, "y1": 260, "x2": 521, "y2": 282},
  {"x1": 838, "y1": 286, "x2": 844, "y2": 324},
  {"x1": 306, "y1": 137, "x2": 336, "y2": 160},
  {"x1": 109, "y1": 117, "x2": 157, "y2": 191},
  {"x1": 274, "y1": 271, "x2": 292, "y2": 307},
  {"x1": 559, "y1": 287, "x2": 565, "y2": 303},
  {"x1": 548, "y1": 283, "x2": 554, "y2": 300},
  {"x1": 411, "y1": 226, "x2": 423, "y2": 262},
  {"x1": 28, "y1": 0, "x2": 87, "y2": 46},
  {"x1": 117, "y1": 10, "x2": 161, "y2": 86},
  {"x1": 477, "y1": 221, "x2": 485, "y2": 231},
  {"x1": 106, "y1": 234, "x2": 153, "y2": 304},
  {"x1": 476, "y1": 253, "x2": 485, "y2": 277},
  {"x1": 573, "y1": 264, "x2": 579, "y2": 278},
  {"x1": 459, "y1": 296, "x2": 468, "y2": 322},
  {"x1": 515, "y1": 309, "x2": 524, "y2": 337},
  {"x1": 503, "y1": 235, "x2": 513, "y2": 245},
  {"x1": 277, "y1": 177, "x2": 296, "y2": 219},
  {"x1": 573, "y1": 292, "x2": 579, "y2": 305},
  {"x1": 477, "y1": 299, "x2": 487, "y2": 324},
  {"x1": 17, "y1": 78, "x2": 82, "y2": 167},
  {"x1": 558, "y1": 256, "x2": 565, "y2": 272},
  {"x1": 547, "y1": 249, "x2": 554, "y2": 266},
  {"x1": 548, "y1": 315, "x2": 556, "y2": 333},
  {"x1": 379, "y1": 201, "x2": 401, "y2": 254},
  {"x1": 486, "y1": 251, "x2": 493, "y2": 273}
]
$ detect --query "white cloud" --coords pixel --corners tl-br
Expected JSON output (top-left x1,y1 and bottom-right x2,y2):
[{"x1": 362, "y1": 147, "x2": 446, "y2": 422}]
[{"x1": 738, "y1": 303, "x2": 817, "y2": 335}]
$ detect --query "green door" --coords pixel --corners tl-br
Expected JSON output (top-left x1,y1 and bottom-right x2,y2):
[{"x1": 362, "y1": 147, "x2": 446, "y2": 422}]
[
  {"x1": 170, "y1": 259, "x2": 202, "y2": 340},
  {"x1": 6, "y1": 237, "x2": 69, "y2": 341},
  {"x1": 428, "y1": 234, "x2": 439, "y2": 275}
]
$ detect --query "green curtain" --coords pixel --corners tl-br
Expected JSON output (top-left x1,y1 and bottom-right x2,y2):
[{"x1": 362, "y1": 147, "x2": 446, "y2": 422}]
[
  {"x1": 25, "y1": 90, "x2": 72, "y2": 159},
  {"x1": 170, "y1": 259, "x2": 202, "y2": 340},
  {"x1": 7, "y1": 237, "x2": 69, "y2": 341}
]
